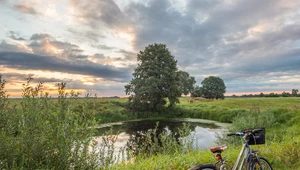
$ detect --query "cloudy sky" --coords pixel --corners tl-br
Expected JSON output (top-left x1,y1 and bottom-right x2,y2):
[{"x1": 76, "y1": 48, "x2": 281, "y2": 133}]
[{"x1": 1, "y1": 0, "x2": 300, "y2": 97}]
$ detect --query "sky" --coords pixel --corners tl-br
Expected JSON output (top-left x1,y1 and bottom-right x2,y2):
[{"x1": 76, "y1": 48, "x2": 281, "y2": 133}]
[{"x1": 0, "y1": 0, "x2": 300, "y2": 97}]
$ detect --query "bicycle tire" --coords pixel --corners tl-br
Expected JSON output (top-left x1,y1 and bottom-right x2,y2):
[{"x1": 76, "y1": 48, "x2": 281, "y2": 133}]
[
  {"x1": 188, "y1": 164, "x2": 217, "y2": 170},
  {"x1": 250, "y1": 157, "x2": 273, "y2": 170}
]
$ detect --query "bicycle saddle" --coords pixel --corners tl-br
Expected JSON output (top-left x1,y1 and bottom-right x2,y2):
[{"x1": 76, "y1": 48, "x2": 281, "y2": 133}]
[{"x1": 210, "y1": 145, "x2": 228, "y2": 153}]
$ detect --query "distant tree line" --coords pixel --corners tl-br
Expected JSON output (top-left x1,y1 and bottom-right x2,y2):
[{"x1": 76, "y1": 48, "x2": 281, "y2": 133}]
[{"x1": 228, "y1": 89, "x2": 299, "y2": 98}]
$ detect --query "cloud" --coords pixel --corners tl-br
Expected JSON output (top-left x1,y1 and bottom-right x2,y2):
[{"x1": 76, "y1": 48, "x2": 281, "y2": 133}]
[
  {"x1": 1, "y1": 72, "x2": 71, "y2": 84},
  {"x1": 29, "y1": 33, "x2": 84, "y2": 59},
  {"x1": 1, "y1": 71, "x2": 128, "y2": 97},
  {"x1": 93, "y1": 44, "x2": 117, "y2": 50},
  {"x1": 71, "y1": 0, "x2": 130, "y2": 30},
  {"x1": 0, "y1": 40, "x2": 27, "y2": 52},
  {"x1": 7, "y1": 31, "x2": 25, "y2": 41},
  {"x1": 187, "y1": 0, "x2": 222, "y2": 12},
  {"x1": 224, "y1": 71, "x2": 300, "y2": 94},
  {"x1": 0, "y1": 51, "x2": 132, "y2": 82},
  {"x1": 116, "y1": 49, "x2": 136, "y2": 61},
  {"x1": 116, "y1": 0, "x2": 300, "y2": 77},
  {"x1": 92, "y1": 53, "x2": 125, "y2": 65},
  {"x1": 68, "y1": 28, "x2": 105, "y2": 44},
  {"x1": 67, "y1": 80, "x2": 128, "y2": 97},
  {"x1": 125, "y1": 0, "x2": 190, "y2": 50},
  {"x1": 30, "y1": 33, "x2": 51, "y2": 40},
  {"x1": 13, "y1": 4, "x2": 40, "y2": 15},
  {"x1": 1, "y1": 32, "x2": 134, "y2": 83}
]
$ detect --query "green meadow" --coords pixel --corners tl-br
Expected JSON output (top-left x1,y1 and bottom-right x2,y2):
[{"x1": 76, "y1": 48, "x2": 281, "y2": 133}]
[{"x1": 1, "y1": 86, "x2": 300, "y2": 169}]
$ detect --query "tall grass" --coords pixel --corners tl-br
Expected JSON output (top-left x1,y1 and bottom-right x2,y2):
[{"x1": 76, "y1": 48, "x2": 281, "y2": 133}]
[{"x1": 0, "y1": 76, "x2": 100, "y2": 169}]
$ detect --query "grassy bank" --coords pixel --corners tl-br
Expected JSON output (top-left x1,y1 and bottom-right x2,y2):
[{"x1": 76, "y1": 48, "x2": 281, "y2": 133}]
[
  {"x1": 61, "y1": 97, "x2": 299, "y2": 125},
  {"x1": 6, "y1": 97, "x2": 300, "y2": 124}
]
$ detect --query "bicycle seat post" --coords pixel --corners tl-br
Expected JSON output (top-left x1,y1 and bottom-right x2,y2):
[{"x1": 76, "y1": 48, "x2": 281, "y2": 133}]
[
  {"x1": 210, "y1": 145, "x2": 227, "y2": 167},
  {"x1": 215, "y1": 152, "x2": 224, "y2": 163}
]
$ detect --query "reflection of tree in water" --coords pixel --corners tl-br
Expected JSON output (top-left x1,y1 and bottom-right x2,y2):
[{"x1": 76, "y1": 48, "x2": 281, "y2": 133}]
[
  {"x1": 124, "y1": 120, "x2": 196, "y2": 134},
  {"x1": 95, "y1": 119, "x2": 219, "y2": 155},
  {"x1": 124, "y1": 120, "x2": 196, "y2": 155}
]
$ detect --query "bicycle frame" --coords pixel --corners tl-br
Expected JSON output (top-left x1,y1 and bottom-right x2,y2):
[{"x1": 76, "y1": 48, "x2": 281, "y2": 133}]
[{"x1": 231, "y1": 141, "x2": 251, "y2": 170}]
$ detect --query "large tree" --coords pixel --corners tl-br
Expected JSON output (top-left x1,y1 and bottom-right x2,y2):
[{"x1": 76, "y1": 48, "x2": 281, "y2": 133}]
[
  {"x1": 125, "y1": 43, "x2": 181, "y2": 111},
  {"x1": 201, "y1": 76, "x2": 226, "y2": 99},
  {"x1": 177, "y1": 70, "x2": 196, "y2": 96}
]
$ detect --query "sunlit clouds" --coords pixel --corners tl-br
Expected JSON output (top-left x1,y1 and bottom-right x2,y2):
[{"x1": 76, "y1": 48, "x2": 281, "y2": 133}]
[{"x1": 1, "y1": 0, "x2": 300, "y2": 97}]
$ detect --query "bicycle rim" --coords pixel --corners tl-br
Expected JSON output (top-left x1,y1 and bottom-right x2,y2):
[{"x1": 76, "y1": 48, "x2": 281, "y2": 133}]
[{"x1": 252, "y1": 157, "x2": 273, "y2": 170}]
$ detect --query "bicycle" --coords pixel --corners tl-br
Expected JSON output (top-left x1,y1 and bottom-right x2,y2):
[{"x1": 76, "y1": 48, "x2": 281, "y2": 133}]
[{"x1": 189, "y1": 128, "x2": 273, "y2": 170}]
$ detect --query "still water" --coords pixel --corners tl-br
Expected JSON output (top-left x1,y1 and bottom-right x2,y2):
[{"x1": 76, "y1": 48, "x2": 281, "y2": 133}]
[{"x1": 94, "y1": 118, "x2": 227, "y2": 151}]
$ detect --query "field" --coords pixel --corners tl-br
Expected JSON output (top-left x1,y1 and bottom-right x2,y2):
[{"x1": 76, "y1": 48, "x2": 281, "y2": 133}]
[{"x1": 1, "y1": 94, "x2": 300, "y2": 169}]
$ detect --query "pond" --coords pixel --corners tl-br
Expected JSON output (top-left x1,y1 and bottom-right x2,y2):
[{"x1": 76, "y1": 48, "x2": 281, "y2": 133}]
[{"x1": 94, "y1": 118, "x2": 228, "y2": 153}]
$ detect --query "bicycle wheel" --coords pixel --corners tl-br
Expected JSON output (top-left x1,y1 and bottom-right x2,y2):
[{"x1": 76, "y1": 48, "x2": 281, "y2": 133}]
[{"x1": 250, "y1": 157, "x2": 273, "y2": 170}]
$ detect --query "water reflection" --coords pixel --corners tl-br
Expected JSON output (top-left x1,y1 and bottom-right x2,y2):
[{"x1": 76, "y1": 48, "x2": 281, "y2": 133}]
[{"x1": 95, "y1": 118, "x2": 227, "y2": 152}]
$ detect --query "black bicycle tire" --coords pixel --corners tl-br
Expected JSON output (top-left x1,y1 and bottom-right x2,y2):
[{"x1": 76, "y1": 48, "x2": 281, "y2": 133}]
[
  {"x1": 188, "y1": 164, "x2": 217, "y2": 170},
  {"x1": 250, "y1": 157, "x2": 273, "y2": 170}
]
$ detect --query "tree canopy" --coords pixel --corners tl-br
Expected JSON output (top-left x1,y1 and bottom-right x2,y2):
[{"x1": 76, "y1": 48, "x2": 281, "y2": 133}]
[
  {"x1": 292, "y1": 89, "x2": 298, "y2": 96},
  {"x1": 191, "y1": 85, "x2": 203, "y2": 97},
  {"x1": 177, "y1": 70, "x2": 196, "y2": 96},
  {"x1": 125, "y1": 43, "x2": 181, "y2": 111},
  {"x1": 201, "y1": 76, "x2": 226, "y2": 99}
]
